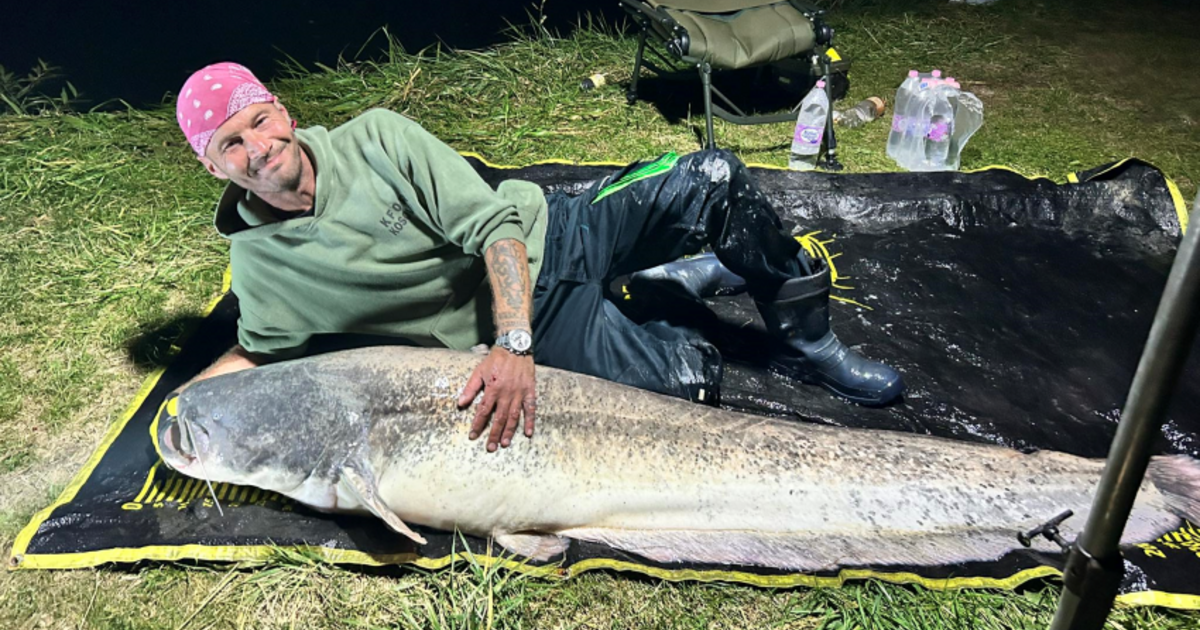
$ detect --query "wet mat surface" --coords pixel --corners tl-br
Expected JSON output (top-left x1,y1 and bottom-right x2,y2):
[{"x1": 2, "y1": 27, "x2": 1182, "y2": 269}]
[{"x1": 11, "y1": 156, "x2": 1200, "y2": 608}]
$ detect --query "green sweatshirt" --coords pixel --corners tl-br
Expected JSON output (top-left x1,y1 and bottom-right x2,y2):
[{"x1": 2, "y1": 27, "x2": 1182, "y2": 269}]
[{"x1": 214, "y1": 108, "x2": 548, "y2": 360}]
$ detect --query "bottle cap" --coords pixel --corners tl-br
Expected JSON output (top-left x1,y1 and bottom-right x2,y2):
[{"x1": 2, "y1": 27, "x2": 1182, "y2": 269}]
[
  {"x1": 932, "y1": 69, "x2": 943, "y2": 78},
  {"x1": 908, "y1": 70, "x2": 919, "y2": 78},
  {"x1": 816, "y1": 80, "x2": 826, "y2": 88}
]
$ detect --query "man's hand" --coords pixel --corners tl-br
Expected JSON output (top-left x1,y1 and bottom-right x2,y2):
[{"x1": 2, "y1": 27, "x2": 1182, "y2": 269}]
[
  {"x1": 171, "y1": 344, "x2": 263, "y2": 396},
  {"x1": 467, "y1": 237, "x2": 537, "y2": 452},
  {"x1": 458, "y1": 347, "x2": 536, "y2": 451}
]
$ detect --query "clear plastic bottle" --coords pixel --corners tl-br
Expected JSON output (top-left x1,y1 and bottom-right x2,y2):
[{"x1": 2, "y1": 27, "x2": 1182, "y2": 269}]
[
  {"x1": 886, "y1": 70, "x2": 920, "y2": 161},
  {"x1": 895, "y1": 77, "x2": 932, "y2": 169},
  {"x1": 888, "y1": 69, "x2": 942, "y2": 167},
  {"x1": 893, "y1": 71, "x2": 952, "y2": 170},
  {"x1": 947, "y1": 88, "x2": 984, "y2": 170},
  {"x1": 899, "y1": 75, "x2": 984, "y2": 171},
  {"x1": 922, "y1": 81, "x2": 956, "y2": 169},
  {"x1": 789, "y1": 80, "x2": 829, "y2": 171},
  {"x1": 834, "y1": 97, "x2": 885, "y2": 128}
]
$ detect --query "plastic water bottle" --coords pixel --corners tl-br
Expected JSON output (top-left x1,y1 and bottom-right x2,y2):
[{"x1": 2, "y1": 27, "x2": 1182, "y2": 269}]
[
  {"x1": 887, "y1": 70, "x2": 940, "y2": 164},
  {"x1": 895, "y1": 76, "x2": 934, "y2": 169},
  {"x1": 789, "y1": 80, "x2": 829, "y2": 171},
  {"x1": 947, "y1": 87, "x2": 984, "y2": 171},
  {"x1": 892, "y1": 74, "x2": 985, "y2": 171},
  {"x1": 923, "y1": 82, "x2": 956, "y2": 168},
  {"x1": 886, "y1": 71, "x2": 920, "y2": 160},
  {"x1": 834, "y1": 97, "x2": 885, "y2": 128}
]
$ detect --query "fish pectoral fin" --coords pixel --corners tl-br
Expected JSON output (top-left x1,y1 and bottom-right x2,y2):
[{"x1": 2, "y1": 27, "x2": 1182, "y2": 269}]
[
  {"x1": 493, "y1": 532, "x2": 570, "y2": 562},
  {"x1": 339, "y1": 466, "x2": 428, "y2": 546}
]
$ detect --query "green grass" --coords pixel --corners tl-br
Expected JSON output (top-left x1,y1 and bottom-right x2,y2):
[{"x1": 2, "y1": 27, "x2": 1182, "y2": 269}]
[{"x1": 1, "y1": 0, "x2": 1198, "y2": 627}]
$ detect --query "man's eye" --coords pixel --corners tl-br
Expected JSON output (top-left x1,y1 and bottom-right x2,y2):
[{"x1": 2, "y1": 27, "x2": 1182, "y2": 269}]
[{"x1": 255, "y1": 117, "x2": 266, "y2": 128}]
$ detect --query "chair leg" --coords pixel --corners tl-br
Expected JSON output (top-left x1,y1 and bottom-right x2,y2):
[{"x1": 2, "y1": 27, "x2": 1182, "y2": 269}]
[
  {"x1": 818, "y1": 52, "x2": 843, "y2": 171},
  {"x1": 699, "y1": 62, "x2": 716, "y2": 150},
  {"x1": 627, "y1": 31, "x2": 647, "y2": 105}
]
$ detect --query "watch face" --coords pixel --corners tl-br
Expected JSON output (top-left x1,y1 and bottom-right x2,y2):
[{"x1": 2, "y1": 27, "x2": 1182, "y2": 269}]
[{"x1": 509, "y1": 330, "x2": 532, "y2": 352}]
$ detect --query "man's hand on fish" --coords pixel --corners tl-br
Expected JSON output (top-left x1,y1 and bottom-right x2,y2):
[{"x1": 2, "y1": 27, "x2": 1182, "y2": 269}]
[
  {"x1": 459, "y1": 347, "x2": 537, "y2": 451},
  {"x1": 459, "y1": 238, "x2": 538, "y2": 452}
]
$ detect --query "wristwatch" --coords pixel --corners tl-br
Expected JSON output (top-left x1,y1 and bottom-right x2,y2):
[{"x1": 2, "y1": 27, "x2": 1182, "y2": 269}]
[{"x1": 496, "y1": 329, "x2": 533, "y2": 356}]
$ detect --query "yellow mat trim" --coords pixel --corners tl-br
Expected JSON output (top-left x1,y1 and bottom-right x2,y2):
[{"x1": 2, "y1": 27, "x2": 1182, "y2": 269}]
[
  {"x1": 1166, "y1": 177, "x2": 1189, "y2": 234},
  {"x1": 8, "y1": 366, "x2": 167, "y2": 570},
  {"x1": 14, "y1": 536, "x2": 1199, "y2": 609},
  {"x1": 11, "y1": 538, "x2": 1061, "y2": 594},
  {"x1": 9, "y1": 268, "x2": 232, "y2": 571},
  {"x1": 458, "y1": 151, "x2": 627, "y2": 170},
  {"x1": 1115, "y1": 590, "x2": 1200, "y2": 610},
  {"x1": 961, "y1": 163, "x2": 1057, "y2": 183}
]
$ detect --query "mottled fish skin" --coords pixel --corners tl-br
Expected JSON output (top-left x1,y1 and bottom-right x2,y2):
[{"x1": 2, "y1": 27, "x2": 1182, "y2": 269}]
[{"x1": 163, "y1": 346, "x2": 1199, "y2": 571}]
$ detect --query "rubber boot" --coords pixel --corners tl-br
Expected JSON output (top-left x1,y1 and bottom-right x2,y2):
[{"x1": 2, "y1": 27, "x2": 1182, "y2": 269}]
[
  {"x1": 627, "y1": 252, "x2": 748, "y2": 302},
  {"x1": 755, "y1": 258, "x2": 905, "y2": 406}
]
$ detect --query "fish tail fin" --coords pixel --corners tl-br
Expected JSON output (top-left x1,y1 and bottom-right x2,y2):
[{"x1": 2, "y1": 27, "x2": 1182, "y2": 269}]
[{"x1": 1148, "y1": 454, "x2": 1200, "y2": 523}]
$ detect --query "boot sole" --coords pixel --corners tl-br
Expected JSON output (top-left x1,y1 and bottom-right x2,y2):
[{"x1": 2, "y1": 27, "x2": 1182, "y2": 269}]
[{"x1": 766, "y1": 362, "x2": 903, "y2": 407}]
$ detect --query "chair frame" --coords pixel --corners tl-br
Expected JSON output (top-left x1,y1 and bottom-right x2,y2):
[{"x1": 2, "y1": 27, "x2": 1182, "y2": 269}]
[{"x1": 620, "y1": 0, "x2": 847, "y2": 160}]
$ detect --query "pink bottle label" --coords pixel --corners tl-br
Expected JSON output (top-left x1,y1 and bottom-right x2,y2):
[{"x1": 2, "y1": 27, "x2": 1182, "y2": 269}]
[
  {"x1": 794, "y1": 125, "x2": 823, "y2": 145},
  {"x1": 928, "y1": 122, "x2": 950, "y2": 142}
]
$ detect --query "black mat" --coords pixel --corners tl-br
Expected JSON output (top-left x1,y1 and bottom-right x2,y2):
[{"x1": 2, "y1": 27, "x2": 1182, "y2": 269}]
[{"x1": 11, "y1": 156, "x2": 1198, "y2": 609}]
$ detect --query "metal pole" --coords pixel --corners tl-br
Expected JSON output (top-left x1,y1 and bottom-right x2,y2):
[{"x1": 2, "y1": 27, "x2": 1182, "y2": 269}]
[
  {"x1": 699, "y1": 62, "x2": 716, "y2": 151},
  {"x1": 1050, "y1": 192, "x2": 1200, "y2": 630},
  {"x1": 818, "y1": 52, "x2": 842, "y2": 172}
]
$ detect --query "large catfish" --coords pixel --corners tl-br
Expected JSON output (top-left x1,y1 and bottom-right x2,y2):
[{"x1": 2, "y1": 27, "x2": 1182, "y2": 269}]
[{"x1": 155, "y1": 346, "x2": 1200, "y2": 570}]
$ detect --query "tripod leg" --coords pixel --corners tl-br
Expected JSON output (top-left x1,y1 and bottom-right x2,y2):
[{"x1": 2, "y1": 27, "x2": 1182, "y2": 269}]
[
  {"x1": 820, "y1": 53, "x2": 843, "y2": 171},
  {"x1": 700, "y1": 62, "x2": 716, "y2": 150},
  {"x1": 627, "y1": 31, "x2": 647, "y2": 105}
]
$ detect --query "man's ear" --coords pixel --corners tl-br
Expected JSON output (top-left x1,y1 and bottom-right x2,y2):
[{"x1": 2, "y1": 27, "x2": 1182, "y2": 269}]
[{"x1": 198, "y1": 155, "x2": 230, "y2": 180}]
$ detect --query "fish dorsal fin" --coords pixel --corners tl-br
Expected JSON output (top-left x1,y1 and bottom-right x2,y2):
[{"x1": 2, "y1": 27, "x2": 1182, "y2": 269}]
[{"x1": 339, "y1": 465, "x2": 428, "y2": 545}]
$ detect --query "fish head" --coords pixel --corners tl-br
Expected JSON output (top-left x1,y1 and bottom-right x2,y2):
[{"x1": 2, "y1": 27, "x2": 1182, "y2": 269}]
[{"x1": 155, "y1": 364, "x2": 367, "y2": 496}]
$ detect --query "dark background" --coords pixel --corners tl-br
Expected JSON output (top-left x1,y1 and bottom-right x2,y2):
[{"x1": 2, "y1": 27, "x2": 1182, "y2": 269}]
[{"x1": 1, "y1": 0, "x2": 625, "y2": 110}]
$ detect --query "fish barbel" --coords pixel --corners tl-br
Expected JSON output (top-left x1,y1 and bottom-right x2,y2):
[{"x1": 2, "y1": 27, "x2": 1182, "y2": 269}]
[{"x1": 155, "y1": 346, "x2": 1200, "y2": 570}]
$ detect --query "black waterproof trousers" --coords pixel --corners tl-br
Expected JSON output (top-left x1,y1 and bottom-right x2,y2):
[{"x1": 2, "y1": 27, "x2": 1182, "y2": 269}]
[{"x1": 531, "y1": 148, "x2": 804, "y2": 403}]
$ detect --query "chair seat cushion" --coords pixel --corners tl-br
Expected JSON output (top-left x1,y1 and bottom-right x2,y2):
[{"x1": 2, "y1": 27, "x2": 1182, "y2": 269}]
[
  {"x1": 648, "y1": 0, "x2": 785, "y2": 11},
  {"x1": 664, "y1": 1, "x2": 817, "y2": 69}
]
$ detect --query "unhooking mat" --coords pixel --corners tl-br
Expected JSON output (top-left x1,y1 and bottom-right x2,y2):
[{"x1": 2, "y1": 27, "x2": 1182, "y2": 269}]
[{"x1": 10, "y1": 155, "x2": 1200, "y2": 610}]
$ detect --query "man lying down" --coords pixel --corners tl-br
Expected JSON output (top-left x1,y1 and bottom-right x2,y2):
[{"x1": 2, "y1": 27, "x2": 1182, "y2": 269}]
[{"x1": 172, "y1": 62, "x2": 905, "y2": 452}]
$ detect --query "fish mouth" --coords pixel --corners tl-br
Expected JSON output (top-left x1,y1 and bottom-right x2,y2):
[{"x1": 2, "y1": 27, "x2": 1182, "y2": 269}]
[{"x1": 159, "y1": 420, "x2": 197, "y2": 469}]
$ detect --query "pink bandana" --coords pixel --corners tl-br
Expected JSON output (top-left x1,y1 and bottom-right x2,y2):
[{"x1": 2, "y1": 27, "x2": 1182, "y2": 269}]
[{"x1": 176, "y1": 62, "x2": 280, "y2": 157}]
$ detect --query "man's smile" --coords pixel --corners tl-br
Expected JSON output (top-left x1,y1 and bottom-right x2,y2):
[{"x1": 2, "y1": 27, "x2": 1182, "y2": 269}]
[{"x1": 253, "y1": 147, "x2": 284, "y2": 178}]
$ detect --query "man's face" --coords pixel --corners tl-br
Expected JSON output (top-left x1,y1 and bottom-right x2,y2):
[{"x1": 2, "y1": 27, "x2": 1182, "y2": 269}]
[{"x1": 200, "y1": 101, "x2": 303, "y2": 195}]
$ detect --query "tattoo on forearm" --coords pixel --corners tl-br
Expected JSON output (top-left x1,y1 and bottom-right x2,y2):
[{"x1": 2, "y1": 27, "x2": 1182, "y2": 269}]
[{"x1": 485, "y1": 239, "x2": 532, "y2": 332}]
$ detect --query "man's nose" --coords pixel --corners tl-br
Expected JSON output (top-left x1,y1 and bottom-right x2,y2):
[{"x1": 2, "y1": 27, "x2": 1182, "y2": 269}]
[{"x1": 244, "y1": 132, "x2": 271, "y2": 160}]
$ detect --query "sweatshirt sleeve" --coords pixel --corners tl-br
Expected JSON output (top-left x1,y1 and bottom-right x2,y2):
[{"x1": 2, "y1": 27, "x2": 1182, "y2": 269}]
[
  {"x1": 235, "y1": 303, "x2": 311, "y2": 363},
  {"x1": 372, "y1": 110, "x2": 529, "y2": 255}
]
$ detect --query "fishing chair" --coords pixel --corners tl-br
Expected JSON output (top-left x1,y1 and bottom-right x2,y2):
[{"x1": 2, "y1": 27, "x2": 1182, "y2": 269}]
[{"x1": 619, "y1": 0, "x2": 850, "y2": 165}]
